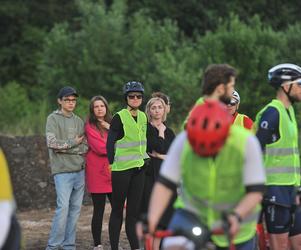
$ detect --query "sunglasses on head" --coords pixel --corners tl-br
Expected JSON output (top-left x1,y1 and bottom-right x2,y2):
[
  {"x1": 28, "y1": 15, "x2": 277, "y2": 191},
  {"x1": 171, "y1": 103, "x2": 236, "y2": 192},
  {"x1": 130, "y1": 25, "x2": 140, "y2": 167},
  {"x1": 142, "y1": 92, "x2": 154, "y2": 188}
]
[{"x1": 127, "y1": 94, "x2": 143, "y2": 99}]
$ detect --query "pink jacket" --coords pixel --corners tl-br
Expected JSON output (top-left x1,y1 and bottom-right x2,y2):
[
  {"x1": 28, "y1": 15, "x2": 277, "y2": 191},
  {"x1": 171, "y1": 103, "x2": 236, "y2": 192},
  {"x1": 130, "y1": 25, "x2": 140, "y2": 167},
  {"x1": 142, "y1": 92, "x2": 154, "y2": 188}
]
[{"x1": 85, "y1": 122, "x2": 112, "y2": 193}]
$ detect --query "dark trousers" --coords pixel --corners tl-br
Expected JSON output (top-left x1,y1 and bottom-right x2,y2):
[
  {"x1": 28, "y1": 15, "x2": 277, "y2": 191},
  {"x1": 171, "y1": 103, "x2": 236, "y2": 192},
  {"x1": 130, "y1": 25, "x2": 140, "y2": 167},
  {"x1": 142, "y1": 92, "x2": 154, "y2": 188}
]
[
  {"x1": 91, "y1": 193, "x2": 112, "y2": 246},
  {"x1": 109, "y1": 167, "x2": 146, "y2": 250}
]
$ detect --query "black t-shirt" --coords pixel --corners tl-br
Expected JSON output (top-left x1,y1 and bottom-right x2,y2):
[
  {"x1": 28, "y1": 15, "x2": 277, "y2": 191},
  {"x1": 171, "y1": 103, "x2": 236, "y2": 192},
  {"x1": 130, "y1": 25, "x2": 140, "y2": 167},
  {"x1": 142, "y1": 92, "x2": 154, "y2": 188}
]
[{"x1": 146, "y1": 122, "x2": 175, "y2": 177}]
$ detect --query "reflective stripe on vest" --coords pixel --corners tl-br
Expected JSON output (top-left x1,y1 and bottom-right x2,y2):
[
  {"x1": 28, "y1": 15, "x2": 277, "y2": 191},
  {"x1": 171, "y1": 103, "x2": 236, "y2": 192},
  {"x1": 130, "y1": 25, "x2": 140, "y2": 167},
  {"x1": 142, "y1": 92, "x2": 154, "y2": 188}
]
[
  {"x1": 265, "y1": 147, "x2": 299, "y2": 156},
  {"x1": 116, "y1": 141, "x2": 147, "y2": 149},
  {"x1": 266, "y1": 166, "x2": 299, "y2": 174},
  {"x1": 255, "y1": 99, "x2": 300, "y2": 186},
  {"x1": 181, "y1": 187, "x2": 236, "y2": 211},
  {"x1": 114, "y1": 152, "x2": 149, "y2": 162}
]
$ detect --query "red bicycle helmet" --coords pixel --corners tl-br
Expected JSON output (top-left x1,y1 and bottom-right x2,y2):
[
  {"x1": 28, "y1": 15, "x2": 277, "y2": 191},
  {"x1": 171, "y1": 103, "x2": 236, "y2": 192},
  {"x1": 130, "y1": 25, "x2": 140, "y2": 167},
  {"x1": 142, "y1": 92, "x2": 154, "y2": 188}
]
[{"x1": 186, "y1": 100, "x2": 231, "y2": 157}]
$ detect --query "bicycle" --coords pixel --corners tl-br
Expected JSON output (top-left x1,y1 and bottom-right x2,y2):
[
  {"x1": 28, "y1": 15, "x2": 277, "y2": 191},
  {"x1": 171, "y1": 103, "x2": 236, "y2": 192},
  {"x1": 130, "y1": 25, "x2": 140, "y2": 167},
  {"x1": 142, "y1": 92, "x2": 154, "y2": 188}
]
[{"x1": 139, "y1": 209, "x2": 236, "y2": 250}]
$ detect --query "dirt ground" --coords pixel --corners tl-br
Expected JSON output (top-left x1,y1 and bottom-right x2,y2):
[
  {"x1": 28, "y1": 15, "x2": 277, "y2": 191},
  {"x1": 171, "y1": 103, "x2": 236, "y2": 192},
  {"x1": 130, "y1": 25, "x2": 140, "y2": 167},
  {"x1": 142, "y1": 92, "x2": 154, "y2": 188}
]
[{"x1": 18, "y1": 204, "x2": 130, "y2": 250}]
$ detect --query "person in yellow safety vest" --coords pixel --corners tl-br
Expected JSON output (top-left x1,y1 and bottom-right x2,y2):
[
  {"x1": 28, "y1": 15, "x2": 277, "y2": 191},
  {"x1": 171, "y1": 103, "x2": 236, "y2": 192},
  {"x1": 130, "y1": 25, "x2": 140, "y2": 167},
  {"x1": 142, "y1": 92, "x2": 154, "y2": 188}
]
[
  {"x1": 255, "y1": 63, "x2": 301, "y2": 250},
  {"x1": 106, "y1": 81, "x2": 149, "y2": 250},
  {"x1": 183, "y1": 64, "x2": 237, "y2": 129},
  {"x1": 142, "y1": 100, "x2": 266, "y2": 250},
  {"x1": 227, "y1": 90, "x2": 254, "y2": 130},
  {"x1": 0, "y1": 148, "x2": 21, "y2": 250}
]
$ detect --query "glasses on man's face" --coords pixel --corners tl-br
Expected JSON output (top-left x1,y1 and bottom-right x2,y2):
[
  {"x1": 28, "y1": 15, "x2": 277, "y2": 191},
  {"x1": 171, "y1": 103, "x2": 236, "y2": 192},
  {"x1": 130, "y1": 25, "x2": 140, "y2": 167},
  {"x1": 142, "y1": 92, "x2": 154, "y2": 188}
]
[
  {"x1": 127, "y1": 94, "x2": 143, "y2": 100},
  {"x1": 285, "y1": 79, "x2": 301, "y2": 86},
  {"x1": 63, "y1": 98, "x2": 77, "y2": 103},
  {"x1": 227, "y1": 102, "x2": 237, "y2": 107}
]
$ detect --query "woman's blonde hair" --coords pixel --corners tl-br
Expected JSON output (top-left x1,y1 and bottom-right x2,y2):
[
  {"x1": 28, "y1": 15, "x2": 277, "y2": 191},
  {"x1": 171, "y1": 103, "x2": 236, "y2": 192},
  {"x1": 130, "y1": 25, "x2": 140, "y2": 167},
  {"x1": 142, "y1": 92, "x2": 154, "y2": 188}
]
[{"x1": 145, "y1": 97, "x2": 167, "y2": 122}]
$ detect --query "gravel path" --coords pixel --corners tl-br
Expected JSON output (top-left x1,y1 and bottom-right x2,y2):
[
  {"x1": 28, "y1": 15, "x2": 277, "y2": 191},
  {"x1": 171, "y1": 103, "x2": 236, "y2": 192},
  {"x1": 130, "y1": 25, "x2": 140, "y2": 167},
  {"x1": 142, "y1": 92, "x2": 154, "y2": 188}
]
[{"x1": 18, "y1": 204, "x2": 130, "y2": 250}]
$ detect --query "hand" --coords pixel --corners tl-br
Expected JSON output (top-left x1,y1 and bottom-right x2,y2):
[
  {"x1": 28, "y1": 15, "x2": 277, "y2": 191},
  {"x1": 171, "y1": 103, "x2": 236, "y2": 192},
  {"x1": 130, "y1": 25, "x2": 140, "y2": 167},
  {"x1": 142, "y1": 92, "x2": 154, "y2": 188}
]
[
  {"x1": 136, "y1": 221, "x2": 144, "y2": 241},
  {"x1": 153, "y1": 123, "x2": 166, "y2": 138},
  {"x1": 136, "y1": 215, "x2": 149, "y2": 241},
  {"x1": 157, "y1": 123, "x2": 166, "y2": 133},
  {"x1": 99, "y1": 120, "x2": 110, "y2": 130},
  {"x1": 227, "y1": 213, "x2": 241, "y2": 238},
  {"x1": 148, "y1": 150, "x2": 159, "y2": 158},
  {"x1": 148, "y1": 151, "x2": 165, "y2": 160},
  {"x1": 296, "y1": 194, "x2": 301, "y2": 206},
  {"x1": 75, "y1": 135, "x2": 84, "y2": 145},
  {"x1": 148, "y1": 217, "x2": 156, "y2": 235}
]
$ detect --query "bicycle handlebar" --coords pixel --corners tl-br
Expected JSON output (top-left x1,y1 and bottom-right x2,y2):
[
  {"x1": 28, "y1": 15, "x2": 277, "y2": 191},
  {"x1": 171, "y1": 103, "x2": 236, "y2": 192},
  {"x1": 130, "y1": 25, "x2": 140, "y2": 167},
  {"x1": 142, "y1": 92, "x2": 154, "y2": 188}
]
[{"x1": 140, "y1": 209, "x2": 235, "y2": 250}]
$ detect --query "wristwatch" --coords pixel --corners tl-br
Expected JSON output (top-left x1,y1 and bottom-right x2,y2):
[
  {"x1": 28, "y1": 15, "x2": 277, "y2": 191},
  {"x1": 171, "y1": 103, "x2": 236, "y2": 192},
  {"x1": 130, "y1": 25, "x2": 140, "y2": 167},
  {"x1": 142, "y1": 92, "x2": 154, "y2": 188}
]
[{"x1": 229, "y1": 211, "x2": 242, "y2": 223}]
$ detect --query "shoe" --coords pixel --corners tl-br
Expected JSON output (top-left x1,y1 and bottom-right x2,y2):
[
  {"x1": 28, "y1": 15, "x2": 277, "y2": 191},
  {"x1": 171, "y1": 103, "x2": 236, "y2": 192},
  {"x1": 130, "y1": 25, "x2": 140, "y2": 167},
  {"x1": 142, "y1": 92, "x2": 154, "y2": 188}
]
[{"x1": 93, "y1": 245, "x2": 104, "y2": 250}]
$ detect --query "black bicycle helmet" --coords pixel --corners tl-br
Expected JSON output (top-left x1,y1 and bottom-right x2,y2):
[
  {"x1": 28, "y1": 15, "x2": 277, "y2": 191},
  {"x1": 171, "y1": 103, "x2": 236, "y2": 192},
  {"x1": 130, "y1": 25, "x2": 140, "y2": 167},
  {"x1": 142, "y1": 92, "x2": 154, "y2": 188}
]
[
  {"x1": 268, "y1": 63, "x2": 301, "y2": 88},
  {"x1": 123, "y1": 81, "x2": 144, "y2": 95}
]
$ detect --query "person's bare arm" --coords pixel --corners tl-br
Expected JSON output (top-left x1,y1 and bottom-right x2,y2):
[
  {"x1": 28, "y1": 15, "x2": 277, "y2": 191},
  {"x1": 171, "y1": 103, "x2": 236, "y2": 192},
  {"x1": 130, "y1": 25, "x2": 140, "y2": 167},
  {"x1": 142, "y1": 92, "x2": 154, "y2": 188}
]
[
  {"x1": 148, "y1": 150, "x2": 166, "y2": 160},
  {"x1": 228, "y1": 192, "x2": 263, "y2": 236},
  {"x1": 147, "y1": 182, "x2": 173, "y2": 233}
]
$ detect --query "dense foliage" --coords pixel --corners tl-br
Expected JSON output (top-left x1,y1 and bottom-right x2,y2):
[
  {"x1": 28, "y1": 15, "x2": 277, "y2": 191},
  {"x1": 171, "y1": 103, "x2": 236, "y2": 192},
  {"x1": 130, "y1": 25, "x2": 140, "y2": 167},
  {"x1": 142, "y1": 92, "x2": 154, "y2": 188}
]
[{"x1": 1, "y1": 0, "x2": 301, "y2": 134}]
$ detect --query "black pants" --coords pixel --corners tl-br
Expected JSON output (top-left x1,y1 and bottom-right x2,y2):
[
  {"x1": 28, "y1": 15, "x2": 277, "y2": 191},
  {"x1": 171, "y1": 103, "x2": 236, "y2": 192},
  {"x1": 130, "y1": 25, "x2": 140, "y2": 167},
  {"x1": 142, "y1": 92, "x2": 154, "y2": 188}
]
[
  {"x1": 91, "y1": 193, "x2": 112, "y2": 246},
  {"x1": 109, "y1": 166, "x2": 146, "y2": 250},
  {"x1": 140, "y1": 165, "x2": 154, "y2": 215},
  {"x1": 141, "y1": 165, "x2": 177, "y2": 229}
]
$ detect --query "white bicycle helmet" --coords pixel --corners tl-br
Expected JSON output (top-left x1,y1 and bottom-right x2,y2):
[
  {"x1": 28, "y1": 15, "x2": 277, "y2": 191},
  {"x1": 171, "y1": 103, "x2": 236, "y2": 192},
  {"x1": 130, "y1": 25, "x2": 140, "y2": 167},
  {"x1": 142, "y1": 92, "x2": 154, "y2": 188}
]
[
  {"x1": 231, "y1": 90, "x2": 240, "y2": 104},
  {"x1": 268, "y1": 63, "x2": 301, "y2": 88}
]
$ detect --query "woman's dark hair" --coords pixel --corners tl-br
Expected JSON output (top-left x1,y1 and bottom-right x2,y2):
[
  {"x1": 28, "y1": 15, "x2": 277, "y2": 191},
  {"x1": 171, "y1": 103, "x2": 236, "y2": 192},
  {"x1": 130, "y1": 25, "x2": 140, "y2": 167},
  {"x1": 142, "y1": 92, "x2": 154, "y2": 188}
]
[
  {"x1": 88, "y1": 96, "x2": 112, "y2": 133},
  {"x1": 202, "y1": 64, "x2": 237, "y2": 95}
]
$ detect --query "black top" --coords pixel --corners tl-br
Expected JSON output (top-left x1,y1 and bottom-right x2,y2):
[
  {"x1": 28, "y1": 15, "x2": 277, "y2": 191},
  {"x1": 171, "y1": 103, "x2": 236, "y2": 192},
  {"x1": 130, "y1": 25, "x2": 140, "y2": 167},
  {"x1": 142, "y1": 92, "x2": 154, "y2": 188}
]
[
  {"x1": 256, "y1": 106, "x2": 280, "y2": 151},
  {"x1": 146, "y1": 122, "x2": 175, "y2": 177}
]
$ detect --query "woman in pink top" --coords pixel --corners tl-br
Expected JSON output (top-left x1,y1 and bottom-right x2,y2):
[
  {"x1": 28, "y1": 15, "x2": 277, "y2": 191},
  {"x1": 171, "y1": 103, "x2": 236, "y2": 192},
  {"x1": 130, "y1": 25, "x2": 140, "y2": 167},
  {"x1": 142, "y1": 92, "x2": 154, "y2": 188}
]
[{"x1": 85, "y1": 95, "x2": 112, "y2": 250}]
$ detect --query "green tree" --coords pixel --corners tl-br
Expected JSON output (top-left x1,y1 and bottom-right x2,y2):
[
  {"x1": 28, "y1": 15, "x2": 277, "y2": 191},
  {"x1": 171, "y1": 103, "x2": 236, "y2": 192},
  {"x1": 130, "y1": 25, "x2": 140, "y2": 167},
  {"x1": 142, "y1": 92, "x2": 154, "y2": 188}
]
[
  {"x1": 0, "y1": 82, "x2": 49, "y2": 135},
  {"x1": 0, "y1": 0, "x2": 78, "y2": 93},
  {"x1": 195, "y1": 15, "x2": 286, "y2": 119},
  {"x1": 127, "y1": 0, "x2": 301, "y2": 36}
]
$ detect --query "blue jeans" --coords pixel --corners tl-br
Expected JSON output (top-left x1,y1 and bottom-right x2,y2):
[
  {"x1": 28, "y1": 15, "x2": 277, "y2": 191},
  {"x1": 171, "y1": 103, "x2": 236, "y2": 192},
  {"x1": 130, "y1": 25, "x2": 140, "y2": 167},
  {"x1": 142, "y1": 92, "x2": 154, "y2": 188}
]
[{"x1": 46, "y1": 170, "x2": 85, "y2": 250}]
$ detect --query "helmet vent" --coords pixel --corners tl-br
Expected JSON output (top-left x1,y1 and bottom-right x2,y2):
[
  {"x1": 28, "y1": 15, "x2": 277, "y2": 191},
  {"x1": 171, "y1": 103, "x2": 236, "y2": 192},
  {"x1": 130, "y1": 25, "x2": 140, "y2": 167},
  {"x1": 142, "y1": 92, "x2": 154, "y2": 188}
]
[
  {"x1": 191, "y1": 119, "x2": 196, "y2": 126},
  {"x1": 207, "y1": 102, "x2": 213, "y2": 108},
  {"x1": 199, "y1": 143, "x2": 205, "y2": 152},
  {"x1": 190, "y1": 139, "x2": 196, "y2": 148},
  {"x1": 215, "y1": 122, "x2": 221, "y2": 130},
  {"x1": 202, "y1": 118, "x2": 208, "y2": 129}
]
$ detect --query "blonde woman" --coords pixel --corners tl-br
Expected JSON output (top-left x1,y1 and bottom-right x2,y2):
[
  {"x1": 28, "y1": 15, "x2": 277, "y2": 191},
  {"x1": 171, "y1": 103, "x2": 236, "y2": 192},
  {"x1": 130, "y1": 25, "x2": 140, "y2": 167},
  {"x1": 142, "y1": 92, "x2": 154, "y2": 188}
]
[{"x1": 141, "y1": 97, "x2": 176, "y2": 248}]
